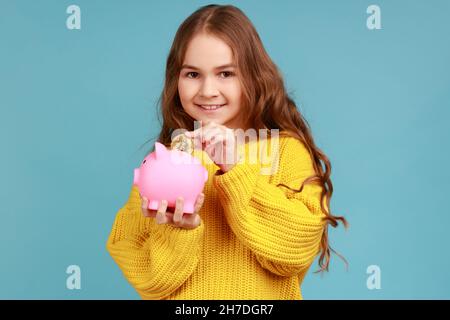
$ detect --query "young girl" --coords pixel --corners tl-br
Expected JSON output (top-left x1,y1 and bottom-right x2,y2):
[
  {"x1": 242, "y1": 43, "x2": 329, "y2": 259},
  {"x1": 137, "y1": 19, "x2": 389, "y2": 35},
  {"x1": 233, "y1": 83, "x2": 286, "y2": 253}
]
[{"x1": 106, "y1": 4, "x2": 348, "y2": 300}]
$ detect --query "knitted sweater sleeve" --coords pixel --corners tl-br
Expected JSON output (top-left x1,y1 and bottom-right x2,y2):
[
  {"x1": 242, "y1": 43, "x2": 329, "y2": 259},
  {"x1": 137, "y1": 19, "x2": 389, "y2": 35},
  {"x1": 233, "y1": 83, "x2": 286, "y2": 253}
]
[
  {"x1": 213, "y1": 137, "x2": 327, "y2": 277},
  {"x1": 106, "y1": 185, "x2": 205, "y2": 299}
]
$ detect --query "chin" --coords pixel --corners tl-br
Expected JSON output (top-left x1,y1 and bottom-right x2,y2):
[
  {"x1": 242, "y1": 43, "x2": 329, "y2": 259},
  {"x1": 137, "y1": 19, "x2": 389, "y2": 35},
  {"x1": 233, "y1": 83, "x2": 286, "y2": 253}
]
[{"x1": 198, "y1": 117, "x2": 225, "y2": 125}]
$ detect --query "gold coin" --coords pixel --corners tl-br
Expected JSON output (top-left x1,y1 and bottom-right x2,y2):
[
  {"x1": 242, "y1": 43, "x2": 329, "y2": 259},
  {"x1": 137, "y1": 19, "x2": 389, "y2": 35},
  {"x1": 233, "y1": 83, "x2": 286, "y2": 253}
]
[{"x1": 170, "y1": 133, "x2": 194, "y2": 154}]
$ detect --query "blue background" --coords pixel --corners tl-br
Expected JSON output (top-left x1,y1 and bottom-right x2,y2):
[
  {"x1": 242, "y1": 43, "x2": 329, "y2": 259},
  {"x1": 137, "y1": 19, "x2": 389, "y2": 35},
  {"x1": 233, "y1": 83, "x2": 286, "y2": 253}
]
[{"x1": 1, "y1": 0, "x2": 449, "y2": 299}]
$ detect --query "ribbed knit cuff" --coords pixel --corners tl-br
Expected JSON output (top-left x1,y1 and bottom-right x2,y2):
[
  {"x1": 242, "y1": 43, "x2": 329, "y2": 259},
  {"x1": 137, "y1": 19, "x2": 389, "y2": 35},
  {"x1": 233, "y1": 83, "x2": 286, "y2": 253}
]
[{"x1": 106, "y1": 207, "x2": 205, "y2": 299}]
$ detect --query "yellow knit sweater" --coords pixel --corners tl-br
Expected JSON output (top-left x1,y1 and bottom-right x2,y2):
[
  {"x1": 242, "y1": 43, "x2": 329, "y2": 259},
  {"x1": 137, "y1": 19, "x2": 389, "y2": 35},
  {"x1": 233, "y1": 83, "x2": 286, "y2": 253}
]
[{"x1": 106, "y1": 135, "x2": 327, "y2": 300}]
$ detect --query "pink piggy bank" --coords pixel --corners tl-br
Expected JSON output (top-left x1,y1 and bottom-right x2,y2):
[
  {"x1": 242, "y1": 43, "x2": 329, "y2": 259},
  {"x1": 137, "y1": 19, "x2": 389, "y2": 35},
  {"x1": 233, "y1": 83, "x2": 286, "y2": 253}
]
[{"x1": 133, "y1": 142, "x2": 208, "y2": 214}]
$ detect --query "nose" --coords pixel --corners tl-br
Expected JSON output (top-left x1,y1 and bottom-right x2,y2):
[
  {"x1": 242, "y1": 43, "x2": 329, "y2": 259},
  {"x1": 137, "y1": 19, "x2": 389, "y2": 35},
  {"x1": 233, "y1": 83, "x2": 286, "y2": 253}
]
[{"x1": 199, "y1": 76, "x2": 219, "y2": 98}]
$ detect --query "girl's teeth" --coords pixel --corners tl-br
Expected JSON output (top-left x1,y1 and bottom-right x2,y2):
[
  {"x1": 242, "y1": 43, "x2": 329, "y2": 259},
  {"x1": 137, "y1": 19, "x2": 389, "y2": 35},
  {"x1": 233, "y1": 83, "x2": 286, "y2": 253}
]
[{"x1": 200, "y1": 105, "x2": 224, "y2": 110}]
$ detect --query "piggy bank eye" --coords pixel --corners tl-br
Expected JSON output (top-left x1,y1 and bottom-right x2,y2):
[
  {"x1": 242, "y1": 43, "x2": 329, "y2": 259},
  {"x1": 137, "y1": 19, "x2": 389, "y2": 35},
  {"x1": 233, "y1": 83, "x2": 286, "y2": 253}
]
[{"x1": 143, "y1": 160, "x2": 146, "y2": 164}]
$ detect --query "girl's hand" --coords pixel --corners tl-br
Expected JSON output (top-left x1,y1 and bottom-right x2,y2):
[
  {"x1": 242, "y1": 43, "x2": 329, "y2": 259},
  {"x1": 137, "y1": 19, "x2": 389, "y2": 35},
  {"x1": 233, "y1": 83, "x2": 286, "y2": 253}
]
[
  {"x1": 185, "y1": 121, "x2": 241, "y2": 173},
  {"x1": 140, "y1": 194, "x2": 204, "y2": 230}
]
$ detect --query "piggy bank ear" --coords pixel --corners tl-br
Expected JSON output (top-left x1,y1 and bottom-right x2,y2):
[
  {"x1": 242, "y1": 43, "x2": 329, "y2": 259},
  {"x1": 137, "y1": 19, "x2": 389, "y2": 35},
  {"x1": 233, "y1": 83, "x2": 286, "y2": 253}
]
[{"x1": 154, "y1": 142, "x2": 169, "y2": 159}]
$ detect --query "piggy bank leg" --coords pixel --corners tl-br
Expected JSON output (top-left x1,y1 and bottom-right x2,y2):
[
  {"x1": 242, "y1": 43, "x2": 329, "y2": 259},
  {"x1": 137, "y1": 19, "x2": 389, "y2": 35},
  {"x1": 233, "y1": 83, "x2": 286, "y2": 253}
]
[
  {"x1": 183, "y1": 201, "x2": 195, "y2": 214},
  {"x1": 148, "y1": 199, "x2": 160, "y2": 211}
]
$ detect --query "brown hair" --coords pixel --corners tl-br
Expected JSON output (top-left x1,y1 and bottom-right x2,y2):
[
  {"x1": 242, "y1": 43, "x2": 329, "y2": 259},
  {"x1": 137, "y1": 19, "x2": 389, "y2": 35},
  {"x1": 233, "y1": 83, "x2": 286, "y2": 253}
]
[{"x1": 141, "y1": 4, "x2": 348, "y2": 273}]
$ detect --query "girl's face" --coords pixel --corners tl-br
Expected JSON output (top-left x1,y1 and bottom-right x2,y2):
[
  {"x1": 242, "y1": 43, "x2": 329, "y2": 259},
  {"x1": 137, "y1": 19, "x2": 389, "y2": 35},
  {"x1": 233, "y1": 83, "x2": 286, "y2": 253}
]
[{"x1": 178, "y1": 33, "x2": 244, "y2": 129}]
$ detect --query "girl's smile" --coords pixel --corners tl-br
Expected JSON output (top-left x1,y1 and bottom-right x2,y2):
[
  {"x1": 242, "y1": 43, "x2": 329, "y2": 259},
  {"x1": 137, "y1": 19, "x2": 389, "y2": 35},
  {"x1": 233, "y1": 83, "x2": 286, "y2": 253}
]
[{"x1": 195, "y1": 103, "x2": 226, "y2": 111}]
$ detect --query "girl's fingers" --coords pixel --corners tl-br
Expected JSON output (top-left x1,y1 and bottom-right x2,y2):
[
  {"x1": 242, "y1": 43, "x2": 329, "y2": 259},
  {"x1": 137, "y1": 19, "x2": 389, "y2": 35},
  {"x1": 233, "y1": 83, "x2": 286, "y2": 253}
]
[
  {"x1": 186, "y1": 122, "x2": 218, "y2": 143},
  {"x1": 186, "y1": 123, "x2": 228, "y2": 156},
  {"x1": 172, "y1": 197, "x2": 184, "y2": 226},
  {"x1": 205, "y1": 140, "x2": 225, "y2": 163},
  {"x1": 141, "y1": 197, "x2": 150, "y2": 217},
  {"x1": 185, "y1": 213, "x2": 202, "y2": 229},
  {"x1": 204, "y1": 144, "x2": 216, "y2": 162},
  {"x1": 142, "y1": 195, "x2": 203, "y2": 229},
  {"x1": 194, "y1": 214, "x2": 201, "y2": 227},
  {"x1": 156, "y1": 200, "x2": 168, "y2": 224},
  {"x1": 203, "y1": 127, "x2": 222, "y2": 143}
]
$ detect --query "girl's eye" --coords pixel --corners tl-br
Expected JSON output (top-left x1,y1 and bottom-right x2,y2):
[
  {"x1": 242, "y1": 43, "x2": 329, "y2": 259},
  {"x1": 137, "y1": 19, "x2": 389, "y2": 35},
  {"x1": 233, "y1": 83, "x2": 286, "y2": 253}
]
[
  {"x1": 186, "y1": 72, "x2": 199, "y2": 79},
  {"x1": 220, "y1": 71, "x2": 234, "y2": 78}
]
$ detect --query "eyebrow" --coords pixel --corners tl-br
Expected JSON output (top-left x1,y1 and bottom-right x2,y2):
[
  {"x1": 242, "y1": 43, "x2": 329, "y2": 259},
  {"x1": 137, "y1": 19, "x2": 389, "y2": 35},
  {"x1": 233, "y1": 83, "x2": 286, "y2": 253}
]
[{"x1": 181, "y1": 63, "x2": 236, "y2": 70}]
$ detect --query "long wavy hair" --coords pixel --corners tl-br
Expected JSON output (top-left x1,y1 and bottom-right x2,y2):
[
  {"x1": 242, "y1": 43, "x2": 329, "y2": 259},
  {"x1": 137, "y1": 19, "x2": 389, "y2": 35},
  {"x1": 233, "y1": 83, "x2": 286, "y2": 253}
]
[{"x1": 141, "y1": 4, "x2": 348, "y2": 273}]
